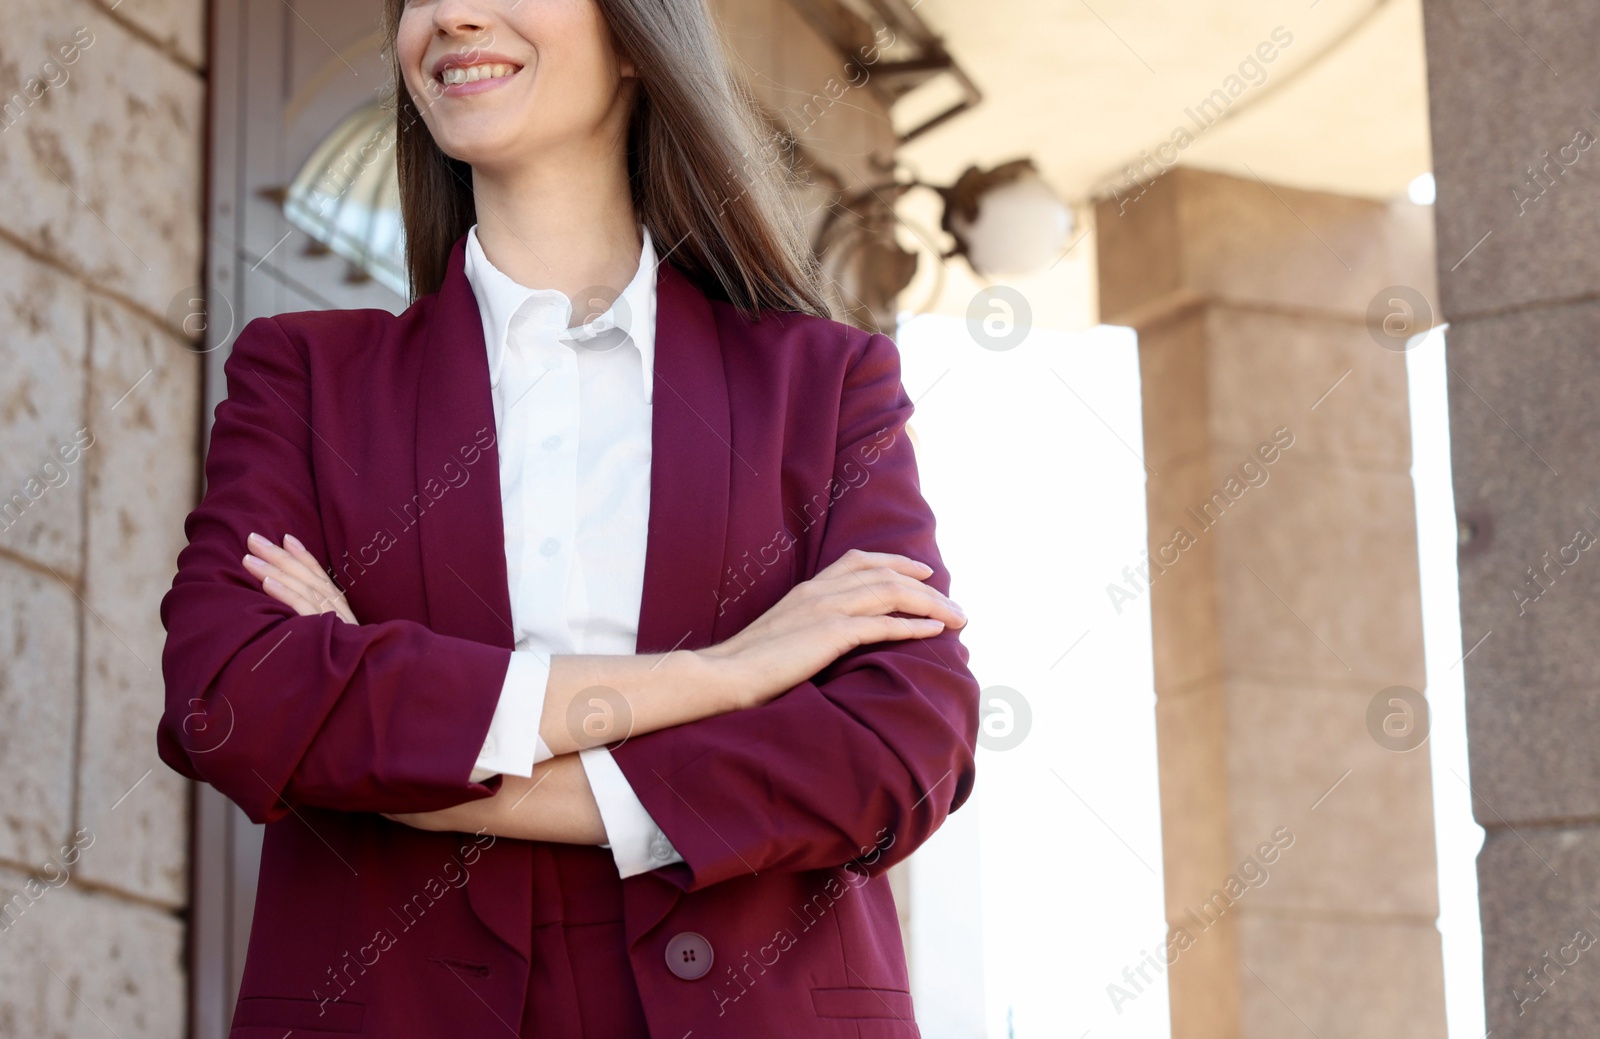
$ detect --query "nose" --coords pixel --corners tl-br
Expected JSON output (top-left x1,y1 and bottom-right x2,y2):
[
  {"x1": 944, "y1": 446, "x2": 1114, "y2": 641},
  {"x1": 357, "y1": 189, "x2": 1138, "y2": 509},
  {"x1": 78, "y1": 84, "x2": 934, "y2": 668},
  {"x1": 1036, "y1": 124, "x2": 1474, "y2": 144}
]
[{"x1": 430, "y1": 0, "x2": 495, "y2": 40}]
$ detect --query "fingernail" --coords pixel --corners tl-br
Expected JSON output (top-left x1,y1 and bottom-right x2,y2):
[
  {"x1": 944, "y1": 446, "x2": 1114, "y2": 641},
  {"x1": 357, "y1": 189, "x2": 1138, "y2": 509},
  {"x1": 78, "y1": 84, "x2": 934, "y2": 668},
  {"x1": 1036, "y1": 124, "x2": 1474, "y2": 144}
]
[
  {"x1": 247, "y1": 531, "x2": 263, "y2": 546},
  {"x1": 285, "y1": 533, "x2": 304, "y2": 550}
]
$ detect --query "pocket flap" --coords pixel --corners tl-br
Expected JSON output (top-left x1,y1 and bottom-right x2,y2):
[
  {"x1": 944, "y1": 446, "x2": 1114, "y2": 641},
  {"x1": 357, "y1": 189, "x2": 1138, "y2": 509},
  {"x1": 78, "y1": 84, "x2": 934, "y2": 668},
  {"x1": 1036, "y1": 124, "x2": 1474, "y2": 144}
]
[
  {"x1": 233, "y1": 995, "x2": 366, "y2": 1032},
  {"x1": 811, "y1": 985, "x2": 915, "y2": 1019}
]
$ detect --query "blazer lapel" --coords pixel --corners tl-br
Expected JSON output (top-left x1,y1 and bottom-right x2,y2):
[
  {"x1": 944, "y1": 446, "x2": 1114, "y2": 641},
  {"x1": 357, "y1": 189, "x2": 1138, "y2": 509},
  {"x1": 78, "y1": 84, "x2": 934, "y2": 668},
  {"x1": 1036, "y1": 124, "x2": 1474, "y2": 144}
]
[
  {"x1": 414, "y1": 234, "x2": 530, "y2": 960},
  {"x1": 415, "y1": 234, "x2": 518, "y2": 647},
  {"x1": 413, "y1": 232, "x2": 733, "y2": 956},
  {"x1": 634, "y1": 259, "x2": 732, "y2": 657},
  {"x1": 623, "y1": 257, "x2": 732, "y2": 946}
]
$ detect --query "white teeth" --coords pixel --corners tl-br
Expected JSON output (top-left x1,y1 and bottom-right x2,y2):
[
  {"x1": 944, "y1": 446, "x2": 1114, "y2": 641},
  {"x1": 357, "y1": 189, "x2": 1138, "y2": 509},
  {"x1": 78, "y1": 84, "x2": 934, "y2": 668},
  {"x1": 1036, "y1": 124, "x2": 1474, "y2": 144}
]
[{"x1": 441, "y1": 63, "x2": 519, "y2": 85}]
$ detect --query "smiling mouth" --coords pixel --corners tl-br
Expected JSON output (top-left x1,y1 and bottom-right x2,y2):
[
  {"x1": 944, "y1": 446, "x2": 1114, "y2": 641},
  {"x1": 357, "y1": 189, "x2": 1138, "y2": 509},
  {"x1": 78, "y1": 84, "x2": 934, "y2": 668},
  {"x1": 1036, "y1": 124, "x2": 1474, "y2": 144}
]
[{"x1": 438, "y1": 62, "x2": 523, "y2": 86}]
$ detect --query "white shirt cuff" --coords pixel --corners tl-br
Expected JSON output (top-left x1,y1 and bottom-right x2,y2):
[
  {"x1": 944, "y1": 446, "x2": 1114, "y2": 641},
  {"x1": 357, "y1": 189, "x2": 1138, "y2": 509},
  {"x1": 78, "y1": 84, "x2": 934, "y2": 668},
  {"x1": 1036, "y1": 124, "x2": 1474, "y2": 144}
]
[
  {"x1": 578, "y1": 745, "x2": 684, "y2": 877},
  {"x1": 469, "y1": 650, "x2": 554, "y2": 782}
]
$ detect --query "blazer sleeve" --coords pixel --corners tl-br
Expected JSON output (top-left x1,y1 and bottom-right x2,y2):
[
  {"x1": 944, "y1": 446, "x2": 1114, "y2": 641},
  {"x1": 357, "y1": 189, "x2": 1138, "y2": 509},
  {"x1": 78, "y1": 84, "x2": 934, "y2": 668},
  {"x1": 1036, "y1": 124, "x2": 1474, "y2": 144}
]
[
  {"x1": 608, "y1": 329, "x2": 981, "y2": 891},
  {"x1": 156, "y1": 315, "x2": 512, "y2": 824}
]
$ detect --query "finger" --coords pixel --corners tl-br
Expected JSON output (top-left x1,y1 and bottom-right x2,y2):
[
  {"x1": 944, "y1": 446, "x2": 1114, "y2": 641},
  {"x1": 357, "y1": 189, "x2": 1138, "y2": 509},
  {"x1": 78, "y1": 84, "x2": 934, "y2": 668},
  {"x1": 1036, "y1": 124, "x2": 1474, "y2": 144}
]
[
  {"x1": 245, "y1": 530, "x2": 299, "y2": 571},
  {"x1": 860, "y1": 614, "x2": 947, "y2": 643},
  {"x1": 245, "y1": 552, "x2": 357, "y2": 623},
  {"x1": 282, "y1": 535, "x2": 348, "y2": 607},
  {"x1": 838, "y1": 573, "x2": 966, "y2": 627},
  {"x1": 835, "y1": 551, "x2": 933, "y2": 578},
  {"x1": 280, "y1": 534, "x2": 332, "y2": 585},
  {"x1": 817, "y1": 549, "x2": 933, "y2": 581},
  {"x1": 282, "y1": 535, "x2": 358, "y2": 623},
  {"x1": 870, "y1": 569, "x2": 963, "y2": 623},
  {"x1": 247, "y1": 538, "x2": 343, "y2": 615},
  {"x1": 830, "y1": 614, "x2": 946, "y2": 659},
  {"x1": 261, "y1": 575, "x2": 324, "y2": 617},
  {"x1": 244, "y1": 552, "x2": 321, "y2": 608},
  {"x1": 250, "y1": 532, "x2": 328, "y2": 593},
  {"x1": 823, "y1": 565, "x2": 958, "y2": 614},
  {"x1": 250, "y1": 536, "x2": 349, "y2": 620},
  {"x1": 243, "y1": 553, "x2": 303, "y2": 606}
]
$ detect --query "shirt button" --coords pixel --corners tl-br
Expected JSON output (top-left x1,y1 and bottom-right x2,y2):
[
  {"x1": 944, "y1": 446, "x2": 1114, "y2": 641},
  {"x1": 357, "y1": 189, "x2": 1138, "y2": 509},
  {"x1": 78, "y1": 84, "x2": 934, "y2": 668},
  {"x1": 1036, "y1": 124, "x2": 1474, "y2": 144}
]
[
  {"x1": 480, "y1": 735, "x2": 497, "y2": 759},
  {"x1": 664, "y1": 931, "x2": 714, "y2": 980},
  {"x1": 542, "y1": 434, "x2": 562, "y2": 451},
  {"x1": 650, "y1": 833, "x2": 675, "y2": 861},
  {"x1": 539, "y1": 537, "x2": 560, "y2": 556}
]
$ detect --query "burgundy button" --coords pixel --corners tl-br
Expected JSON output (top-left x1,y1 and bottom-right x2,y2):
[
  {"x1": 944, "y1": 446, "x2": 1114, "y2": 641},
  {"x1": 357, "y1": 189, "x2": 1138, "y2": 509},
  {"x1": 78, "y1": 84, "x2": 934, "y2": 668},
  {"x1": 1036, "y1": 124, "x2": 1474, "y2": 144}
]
[{"x1": 664, "y1": 931, "x2": 713, "y2": 980}]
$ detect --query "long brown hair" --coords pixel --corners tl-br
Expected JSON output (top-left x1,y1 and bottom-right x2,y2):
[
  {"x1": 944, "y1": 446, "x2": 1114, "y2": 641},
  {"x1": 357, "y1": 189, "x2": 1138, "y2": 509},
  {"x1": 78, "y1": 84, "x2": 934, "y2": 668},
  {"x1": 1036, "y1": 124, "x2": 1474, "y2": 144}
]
[{"x1": 378, "y1": 0, "x2": 832, "y2": 320}]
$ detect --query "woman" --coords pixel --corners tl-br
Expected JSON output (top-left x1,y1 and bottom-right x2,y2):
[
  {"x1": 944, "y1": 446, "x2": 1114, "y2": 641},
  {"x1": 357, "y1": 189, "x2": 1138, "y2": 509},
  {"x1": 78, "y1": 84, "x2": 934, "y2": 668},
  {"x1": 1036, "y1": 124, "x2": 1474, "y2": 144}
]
[{"x1": 157, "y1": 0, "x2": 979, "y2": 1035}]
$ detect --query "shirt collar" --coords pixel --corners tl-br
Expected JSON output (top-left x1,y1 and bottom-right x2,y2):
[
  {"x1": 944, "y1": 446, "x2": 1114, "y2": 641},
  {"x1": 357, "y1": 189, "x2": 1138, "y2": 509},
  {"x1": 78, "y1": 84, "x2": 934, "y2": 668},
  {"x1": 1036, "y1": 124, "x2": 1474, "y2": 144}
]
[{"x1": 463, "y1": 222, "x2": 657, "y2": 405}]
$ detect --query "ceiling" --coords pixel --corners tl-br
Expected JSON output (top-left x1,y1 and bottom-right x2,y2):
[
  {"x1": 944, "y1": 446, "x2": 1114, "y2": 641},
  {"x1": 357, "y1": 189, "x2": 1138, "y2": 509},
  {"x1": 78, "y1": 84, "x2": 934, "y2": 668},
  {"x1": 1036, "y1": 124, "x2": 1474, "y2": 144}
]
[
  {"x1": 897, "y1": 0, "x2": 1432, "y2": 200},
  {"x1": 885, "y1": 0, "x2": 1434, "y2": 326}
]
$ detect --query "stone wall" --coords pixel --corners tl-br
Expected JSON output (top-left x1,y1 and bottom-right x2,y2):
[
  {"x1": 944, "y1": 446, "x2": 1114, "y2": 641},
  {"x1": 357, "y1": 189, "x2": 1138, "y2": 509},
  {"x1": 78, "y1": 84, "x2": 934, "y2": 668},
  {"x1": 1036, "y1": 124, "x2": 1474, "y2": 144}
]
[{"x1": 0, "y1": 0, "x2": 204, "y2": 1033}]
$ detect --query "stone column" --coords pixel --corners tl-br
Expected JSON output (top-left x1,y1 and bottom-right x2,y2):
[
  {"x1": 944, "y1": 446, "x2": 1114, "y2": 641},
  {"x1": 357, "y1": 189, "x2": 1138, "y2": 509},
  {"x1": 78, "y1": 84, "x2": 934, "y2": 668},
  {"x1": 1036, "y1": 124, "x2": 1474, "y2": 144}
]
[
  {"x1": 1421, "y1": 3, "x2": 1600, "y2": 1035},
  {"x1": 1095, "y1": 166, "x2": 1447, "y2": 1038}
]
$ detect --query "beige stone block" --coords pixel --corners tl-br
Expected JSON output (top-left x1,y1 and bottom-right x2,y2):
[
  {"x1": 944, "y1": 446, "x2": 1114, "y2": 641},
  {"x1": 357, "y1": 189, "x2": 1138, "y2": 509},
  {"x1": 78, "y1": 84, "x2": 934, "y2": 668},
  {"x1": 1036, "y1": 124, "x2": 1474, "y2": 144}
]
[
  {"x1": 1132, "y1": 306, "x2": 1210, "y2": 472},
  {"x1": 1224, "y1": 678, "x2": 1438, "y2": 917},
  {"x1": 0, "y1": 560, "x2": 78, "y2": 869},
  {"x1": 1384, "y1": 199, "x2": 1439, "y2": 323},
  {"x1": 1098, "y1": 167, "x2": 1433, "y2": 327},
  {"x1": 0, "y1": 239, "x2": 89, "y2": 575},
  {"x1": 0, "y1": 0, "x2": 203, "y2": 319},
  {"x1": 1141, "y1": 458, "x2": 1227, "y2": 694},
  {"x1": 1212, "y1": 460, "x2": 1424, "y2": 689},
  {"x1": 1137, "y1": 304, "x2": 1414, "y2": 475},
  {"x1": 0, "y1": 863, "x2": 185, "y2": 1037},
  {"x1": 1218, "y1": 307, "x2": 1409, "y2": 470},
  {"x1": 1145, "y1": 456, "x2": 1427, "y2": 692},
  {"x1": 1153, "y1": 682, "x2": 1232, "y2": 914},
  {"x1": 1157, "y1": 678, "x2": 1438, "y2": 927},
  {"x1": 1165, "y1": 910, "x2": 1239, "y2": 1039},
  {"x1": 1236, "y1": 912, "x2": 1447, "y2": 1039},
  {"x1": 98, "y1": 0, "x2": 205, "y2": 69},
  {"x1": 73, "y1": 297, "x2": 198, "y2": 907},
  {"x1": 1097, "y1": 176, "x2": 1189, "y2": 327}
]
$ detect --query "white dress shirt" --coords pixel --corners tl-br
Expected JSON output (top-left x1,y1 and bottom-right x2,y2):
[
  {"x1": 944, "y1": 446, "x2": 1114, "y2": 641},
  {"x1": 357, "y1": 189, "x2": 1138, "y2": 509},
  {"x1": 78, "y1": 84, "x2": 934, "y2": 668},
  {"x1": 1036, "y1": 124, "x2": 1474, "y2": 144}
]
[{"x1": 462, "y1": 222, "x2": 683, "y2": 878}]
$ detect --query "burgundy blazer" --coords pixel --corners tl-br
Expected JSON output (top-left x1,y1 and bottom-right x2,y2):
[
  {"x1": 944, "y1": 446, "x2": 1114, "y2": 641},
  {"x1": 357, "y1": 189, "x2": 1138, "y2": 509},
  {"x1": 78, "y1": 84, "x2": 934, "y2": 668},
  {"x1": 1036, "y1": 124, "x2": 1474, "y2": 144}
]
[{"x1": 157, "y1": 233, "x2": 979, "y2": 1038}]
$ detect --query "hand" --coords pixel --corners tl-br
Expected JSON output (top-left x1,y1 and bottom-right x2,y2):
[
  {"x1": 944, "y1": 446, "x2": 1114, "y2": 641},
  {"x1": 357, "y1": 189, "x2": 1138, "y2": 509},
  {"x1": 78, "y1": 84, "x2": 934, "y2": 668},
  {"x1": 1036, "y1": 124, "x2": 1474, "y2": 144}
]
[
  {"x1": 381, "y1": 762, "x2": 606, "y2": 845},
  {"x1": 382, "y1": 795, "x2": 504, "y2": 834},
  {"x1": 243, "y1": 531, "x2": 359, "y2": 624},
  {"x1": 698, "y1": 548, "x2": 965, "y2": 710},
  {"x1": 380, "y1": 775, "x2": 537, "y2": 834}
]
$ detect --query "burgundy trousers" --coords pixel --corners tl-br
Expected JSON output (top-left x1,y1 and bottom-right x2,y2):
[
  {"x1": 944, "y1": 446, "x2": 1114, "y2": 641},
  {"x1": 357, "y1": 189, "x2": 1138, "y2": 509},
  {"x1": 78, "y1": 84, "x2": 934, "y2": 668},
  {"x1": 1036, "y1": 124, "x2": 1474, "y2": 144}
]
[{"x1": 520, "y1": 842, "x2": 652, "y2": 1038}]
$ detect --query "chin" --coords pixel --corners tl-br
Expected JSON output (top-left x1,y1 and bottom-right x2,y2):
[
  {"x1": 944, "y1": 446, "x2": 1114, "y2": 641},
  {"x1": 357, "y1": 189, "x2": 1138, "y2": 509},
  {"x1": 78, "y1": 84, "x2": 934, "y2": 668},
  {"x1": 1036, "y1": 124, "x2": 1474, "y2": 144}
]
[{"x1": 442, "y1": 137, "x2": 526, "y2": 172}]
